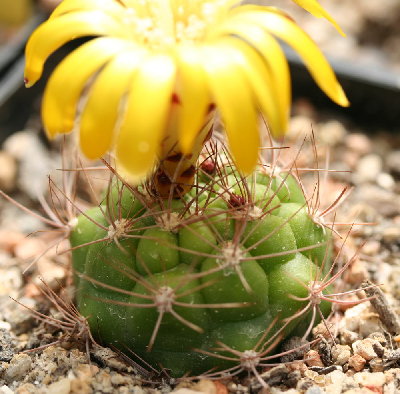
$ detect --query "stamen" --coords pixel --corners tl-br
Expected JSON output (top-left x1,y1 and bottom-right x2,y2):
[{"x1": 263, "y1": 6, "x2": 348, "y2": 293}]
[{"x1": 122, "y1": 0, "x2": 230, "y2": 49}]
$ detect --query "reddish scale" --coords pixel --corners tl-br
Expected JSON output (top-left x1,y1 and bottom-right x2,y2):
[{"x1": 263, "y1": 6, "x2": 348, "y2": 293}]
[
  {"x1": 200, "y1": 159, "x2": 216, "y2": 175},
  {"x1": 229, "y1": 193, "x2": 246, "y2": 208},
  {"x1": 172, "y1": 93, "x2": 181, "y2": 104}
]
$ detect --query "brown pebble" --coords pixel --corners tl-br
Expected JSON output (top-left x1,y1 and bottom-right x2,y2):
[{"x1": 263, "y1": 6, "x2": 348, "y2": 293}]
[
  {"x1": 343, "y1": 259, "x2": 368, "y2": 285},
  {"x1": 287, "y1": 360, "x2": 308, "y2": 374},
  {"x1": 14, "y1": 237, "x2": 46, "y2": 260},
  {"x1": 393, "y1": 335, "x2": 400, "y2": 343},
  {"x1": 362, "y1": 240, "x2": 381, "y2": 256},
  {"x1": 369, "y1": 358, "x2": 384, "y2": 373},
  {"x1": 305, "y1": 350, "x2": 324, "y2": 367},
  {"x1": 0, "y1": 230, "x2": 25, "y2": 254},
  {"x1": 348, "y1": 354, "x2": 366, "y2": 372},
  {"x1": 382, "y1": 227, "x2": 400, "y2": 243},
  {"x1": 36, "y1": 258, "x2": 66, "y2": 290}
]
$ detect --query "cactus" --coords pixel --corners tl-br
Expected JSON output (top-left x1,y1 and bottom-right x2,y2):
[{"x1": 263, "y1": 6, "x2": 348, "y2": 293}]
[
  {"x1": 69, "y1": 151, "x2": 334, "y2": 377},
  {"x1": 21, "y1": 0, "x2": 352, "y2": 380}
]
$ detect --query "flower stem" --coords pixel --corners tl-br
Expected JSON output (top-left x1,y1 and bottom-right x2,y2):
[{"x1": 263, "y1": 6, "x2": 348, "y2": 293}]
[{"x1": 152, "y1": 111, "x2": 215, "y2": 198}]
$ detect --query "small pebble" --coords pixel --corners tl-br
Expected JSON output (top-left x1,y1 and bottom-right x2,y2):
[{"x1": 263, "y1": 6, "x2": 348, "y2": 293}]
[
  {"x1": 342, "y1": 303, "x2": 369, "y2": 332},
  {"x1": 352, "y1": 339, "x2": 383, "y2": 361},
  {"x1": 348, "y1": 354, "x2": 366, "y2": 372},
  {"x1": 369, "y1": 358, "x2": 384, "y2": 372},
  {"x1": 353, "y1": 371, "x2": 386, "y2": 387},
  {"x1": 358, "y1": 314, "x2": 384, "y2": 337},
  {"x1": 343, "y1": 259, "x2": 368, "y2": 284},
  {"x1": 340, "y1": 329, "x2": 361, "y2": 346},
  {"x1": 362, "y1": 240, "x2": 381, "y2": 255},
  {"x1": 368, "y1": 332, "x2": 387, "y2": 346},
  {"x1": 36, "y1": 258, "x2": 65, "y2": 290},
  {"x1": 0, "y1": 267, "x2": 23, "y2": 298},
  {"x1": 14, "y1": 237, "x2": 47, "y2": 261},
  {"x1": 47, "y1": 378, "x2": 71, "y2": 394},
  {"x1": 4, "y1": 354, "x2": 32, "y2": 383},
  {"x1": 3, "y1": 131, "x2": 56, "y2": 199},
  {"x1": 305, "y1": 387, "x2": 324, "y2": 394},
  {"x1": 0, "y1": 230, "x2": 25, "y2": 254},
  {"x1": 0, "y1": 151, "x2": 18, "y2": 192},
  {"x1": 0, "y1": 386, "x2": 14, "y2": 394},
  {"x1": 345, "y1": 133, "x2": 372, "y2": 155},
  {"x1": 354, "y1": 154, "x2": 383, "y2": 184},
  {"x1": 386, "y1": 150, "x2": 400, "y2": 175},
  {"x1": 382, "y1": 226, "x2": 400, "y2": 243},
  {"x1": 326, "y1": 369, "x2": 346, "y2": 388},
  {"x1": 331, "y1": 345, "x2": 351, "y2": 366},
  {"x1": 286, "y1": 115, "x2": 318, "y2": 141},
  {"x1": 319, "y1": 120, "x2": 347, "y2": 146},
  {"x1": 377, "y1": 172, "x2": 395, "y2": 190},
  {"x1": 305, "y1": 350, "x2": 324, "y2": 368},
  {"x1": 3, "y1": 297, "x2": 37, "y2": 335}
]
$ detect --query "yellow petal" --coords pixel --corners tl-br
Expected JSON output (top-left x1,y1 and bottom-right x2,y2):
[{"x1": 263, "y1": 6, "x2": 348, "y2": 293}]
[
  {"x1": 42, "y1": 37, "x2": 134, "y2": 138},
  {"x1": 290, "y1": 0, "x2": 345, "y2": 36},
  {"x1": 235, "y1": 8, "x2": 349, "y2": 107},
  {"x1": 116, "y1": 54, "x2": 176, "y2": 182},
  {"x1": 175, "y1": 45, "x2": 210, "y2": 154},
  {"x1": 49, "y1": 0, "x2": 124, "y2": 20},
  {"x1": 24, "y1": 11, "x2": 127, "y2": 87},
  {"x1": 217, "y1": 37, "x2": 282, "y2": 138},
  {"x1": 200, "y1": 44, "x2": 260, "y2": 175},
  {"x1": 213, "y1": 19, "x2": 290, "y2": 136},
  {"x1": 79, "y1": 48, "x2": 148, "y2": 159}
]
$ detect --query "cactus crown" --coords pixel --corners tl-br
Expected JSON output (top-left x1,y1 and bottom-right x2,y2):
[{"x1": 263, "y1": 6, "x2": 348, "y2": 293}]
[{"x1": 63, "y1": 141, "x2": 354, "y2": 377}]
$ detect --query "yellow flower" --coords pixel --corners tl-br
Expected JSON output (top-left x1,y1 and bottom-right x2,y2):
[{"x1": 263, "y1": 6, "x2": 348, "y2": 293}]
[{"x1": 24, "y1": 0, "x2": 348, "y2": 182}]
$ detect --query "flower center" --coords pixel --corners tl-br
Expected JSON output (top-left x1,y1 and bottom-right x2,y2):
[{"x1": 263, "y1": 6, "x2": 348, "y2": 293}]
[{"x1": 125, "y1": 0, "x2": 234, "y2": 50}]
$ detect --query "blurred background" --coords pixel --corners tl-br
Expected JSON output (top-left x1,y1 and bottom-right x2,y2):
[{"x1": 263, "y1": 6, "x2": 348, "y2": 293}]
[
  {"x1": 264, "y1": 0, "x2": 400, "y2": 129},
  {"x1": 0, "y1": 0, "x2": 59, "y2": 144},
  {"x1": 1, "y1": 0, "x2": 400, "y2": 146}
]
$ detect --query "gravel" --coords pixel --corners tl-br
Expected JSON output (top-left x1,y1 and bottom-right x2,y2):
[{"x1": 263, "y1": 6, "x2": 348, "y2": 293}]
[{"x1": 0, "y1": 102, "x2": 398, "y2": 393}]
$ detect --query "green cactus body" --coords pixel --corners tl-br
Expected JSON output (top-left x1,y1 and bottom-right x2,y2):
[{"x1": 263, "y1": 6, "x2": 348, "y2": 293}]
[{"x1": 71, "y1": 169, "x2": 332, "y2": 376}]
